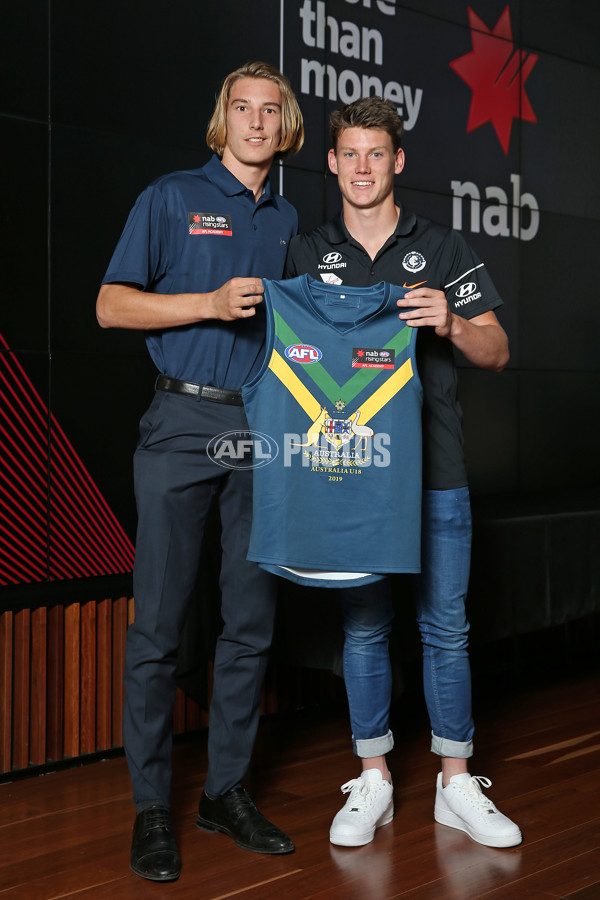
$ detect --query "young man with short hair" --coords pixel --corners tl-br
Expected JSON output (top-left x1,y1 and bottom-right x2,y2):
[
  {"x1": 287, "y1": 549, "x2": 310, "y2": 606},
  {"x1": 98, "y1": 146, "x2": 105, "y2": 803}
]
[
  {"x1": 97, "y1": 61, "x2": 304, "y2": 882},
  {"x1": 285, "y1": 96, "x2": 521, "y2": 850}
]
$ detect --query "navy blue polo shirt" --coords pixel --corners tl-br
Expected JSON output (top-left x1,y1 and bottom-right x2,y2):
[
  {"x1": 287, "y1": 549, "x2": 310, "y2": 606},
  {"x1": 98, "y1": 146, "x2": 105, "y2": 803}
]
[{"x1": 102, "y1": 154, "x2": 298, "y2": 389}]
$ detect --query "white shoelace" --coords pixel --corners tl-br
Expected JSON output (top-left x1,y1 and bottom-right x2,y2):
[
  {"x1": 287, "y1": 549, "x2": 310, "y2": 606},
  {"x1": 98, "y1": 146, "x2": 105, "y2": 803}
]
[
  {"x1": 340, "y1": 777, "x2": 377, "y2": 811},
  {"x1": 459, "y1": 775, "x2": 496, "y2": 811}
]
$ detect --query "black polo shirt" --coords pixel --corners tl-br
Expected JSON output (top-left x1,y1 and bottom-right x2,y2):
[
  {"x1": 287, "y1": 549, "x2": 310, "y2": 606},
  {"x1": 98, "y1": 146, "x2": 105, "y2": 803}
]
[{"x1": 284, "y1": 208, "x2": 503, "y2": 490}]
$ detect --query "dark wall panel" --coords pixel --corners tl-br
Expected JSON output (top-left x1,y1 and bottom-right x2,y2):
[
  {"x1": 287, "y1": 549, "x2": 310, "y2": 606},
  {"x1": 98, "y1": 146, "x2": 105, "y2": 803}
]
[
  {"x1": 0, "y1": 118, "x2": 48, "y2": 354},
  {"x1": 460, "y1": 368, "x2": 520, "y2": 495},
  {"x1": 49, "y1": 124, "x2": 209, "y2": 355},
  {"x1": 522, "y1": 51, "x2": 600, "y2": 219},
  {"x1": 398, "y1": 0, "x2": 521, "y2": 31},
  {"x1": 281, "y1": 167, "x2": 329, "y2": 236},
  {"x1": 519, "y1": 371, "x2": 600, "y2": 492},
  {"x1": 521, "y1": 0, "x2": 600, "y2": 66},
  {"x1": 520, "y1": 212, "x2": 600, "y2": 372},
  {"x1": 51, "y1": 0, "x2": 282, "y2": 144},
  {"x1": 50, "y1": 351, "x2": 155, "y2": 542},
  {"x1": 1, "y1": 1, "x2": 48, "y2": 120}
]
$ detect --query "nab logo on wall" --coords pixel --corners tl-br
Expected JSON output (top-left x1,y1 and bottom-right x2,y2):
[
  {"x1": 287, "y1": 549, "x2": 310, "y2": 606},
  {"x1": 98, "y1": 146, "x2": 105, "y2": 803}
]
[
  {"x1": 450, "y1": 6, "x2": 540, "y2": 242},
  {"x1": 284, "y1": 2, "x2": 541, "y2": 241},
  {"x1": 450, "y1": 6, "x2": 538, "y2": 155}
]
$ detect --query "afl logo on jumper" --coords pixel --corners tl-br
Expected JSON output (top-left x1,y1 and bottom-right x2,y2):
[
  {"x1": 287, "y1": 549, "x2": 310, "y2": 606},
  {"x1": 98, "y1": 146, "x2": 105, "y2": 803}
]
[
  {"x1": 285, "y1": 343, "x2": 323, "y2": 364},
  {"x1": 402, "y1": 251, "x2": 426, "y2": 273}
]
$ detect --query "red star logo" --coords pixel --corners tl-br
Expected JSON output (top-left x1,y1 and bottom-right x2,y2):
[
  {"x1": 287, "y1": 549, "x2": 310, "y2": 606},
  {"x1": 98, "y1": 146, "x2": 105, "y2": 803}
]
[
  {"x1": 357, "y1": 349, "x2": 364, "y2": 357},
  {"x1": 450, "y1": 6, "x2": 538, "y2": 154},
  {"x1": 193, "y1": 214, "x2": 201, "y2": 223}
]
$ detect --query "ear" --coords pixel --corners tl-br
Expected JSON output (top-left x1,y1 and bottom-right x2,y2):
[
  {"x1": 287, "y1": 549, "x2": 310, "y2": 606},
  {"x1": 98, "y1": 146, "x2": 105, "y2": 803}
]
[
  {"x1": 328, "y1": 148, "x2": 338, "y2": 175},
  {"x1": 394, "y1": 148, "x2": 405, "y2": 175}
]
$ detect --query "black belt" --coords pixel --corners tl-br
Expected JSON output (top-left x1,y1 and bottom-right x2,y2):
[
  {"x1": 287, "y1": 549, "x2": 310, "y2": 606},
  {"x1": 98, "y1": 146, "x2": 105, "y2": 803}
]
[{"x1": 155, "y1": 375, "x2": 243, "y2": 406}]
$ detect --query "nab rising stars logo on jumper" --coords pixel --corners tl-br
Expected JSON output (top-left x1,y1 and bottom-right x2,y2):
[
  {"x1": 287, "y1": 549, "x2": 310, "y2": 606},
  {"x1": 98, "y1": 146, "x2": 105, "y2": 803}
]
[{"x1": 450, "y1": 6, "x2": 538, "y2": 154}]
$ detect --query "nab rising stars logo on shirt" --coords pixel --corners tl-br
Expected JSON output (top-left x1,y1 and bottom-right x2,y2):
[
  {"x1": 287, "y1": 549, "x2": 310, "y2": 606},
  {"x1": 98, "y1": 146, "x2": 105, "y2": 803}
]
[{"x1": 188, "y1": 212, "x2": 232, "y2": 236}]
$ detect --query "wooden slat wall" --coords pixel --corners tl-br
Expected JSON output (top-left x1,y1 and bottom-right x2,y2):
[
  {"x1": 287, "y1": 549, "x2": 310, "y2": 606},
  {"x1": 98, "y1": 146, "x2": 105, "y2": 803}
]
[
  {"x1": 0, "y1": 610, "x2": 13, "y2": 771},
  {"x1": 0, "y1": 597, "x2": 343, "y2": 776},
  {"x1": 0, "y1": 597, "x2": 192, "y2": 775},
  {"x1": 30, "y1": 606, "x2": 47, "y2": 765},
  {"x1": 96, "y1": 598, "x2": 112, "y2": 750},
  {"x1": 46, "y1": 605, "x2": 64, "y2": 761},
  {"x1": 12, "y1": 609, "x2": 30, "y2": 769}
]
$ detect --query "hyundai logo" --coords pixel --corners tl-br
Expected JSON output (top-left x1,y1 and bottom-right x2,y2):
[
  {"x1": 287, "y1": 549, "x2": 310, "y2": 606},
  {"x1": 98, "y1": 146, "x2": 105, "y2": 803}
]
[
  {"x1": 456, "y1": 282, "x2": 477, "y2": 298},
  {"x1": 323, "y1": 252, "x2": 342, "y2": 264}
]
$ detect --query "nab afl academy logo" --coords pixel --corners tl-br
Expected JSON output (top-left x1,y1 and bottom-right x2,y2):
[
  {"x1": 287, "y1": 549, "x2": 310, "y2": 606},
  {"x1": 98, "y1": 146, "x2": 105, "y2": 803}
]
[
  {"x1": 402, "y1": 251, "x2": 426, "y2": 273},
  {"x1": 285, "y1": 344, "x2": 323, "y2": 364}
]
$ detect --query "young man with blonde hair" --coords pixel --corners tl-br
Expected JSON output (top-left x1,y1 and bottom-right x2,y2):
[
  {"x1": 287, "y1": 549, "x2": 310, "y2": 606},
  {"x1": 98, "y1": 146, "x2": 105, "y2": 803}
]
[
  {"x1": 286, "y1": 96, "x2": 522, "y2": 851},
  {"x1": 97, "y1": 61, "x2": 303, "y2": 882}
]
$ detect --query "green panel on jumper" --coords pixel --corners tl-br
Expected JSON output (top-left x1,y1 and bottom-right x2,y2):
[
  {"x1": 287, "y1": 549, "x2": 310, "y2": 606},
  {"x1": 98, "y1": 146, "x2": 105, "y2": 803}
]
[{"x1": 273, "y1": 309, "x2": 412, "y2": 405}]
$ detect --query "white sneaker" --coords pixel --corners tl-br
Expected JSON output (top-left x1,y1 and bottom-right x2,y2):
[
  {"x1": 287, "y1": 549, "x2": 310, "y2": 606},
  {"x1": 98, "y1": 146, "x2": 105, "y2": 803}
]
[
  {"x1": 329, "y1": 769, "x2": 394, "y2": 847},
  {"x1": 434, "y1": 773, "x2": 522, "y2": 848}
]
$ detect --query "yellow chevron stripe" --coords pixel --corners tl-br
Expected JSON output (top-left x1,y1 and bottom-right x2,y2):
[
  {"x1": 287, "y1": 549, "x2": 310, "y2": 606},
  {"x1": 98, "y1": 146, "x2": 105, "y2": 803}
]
[
  {"x1": 356, "y1": 358, "x2": 413, "y2": 425},
  {"x1": 268, "y1": 350, "x2": 413, "y2": 426},
  {"x1": 268, "y1": 350, "x2": 322, "y2": 419}
]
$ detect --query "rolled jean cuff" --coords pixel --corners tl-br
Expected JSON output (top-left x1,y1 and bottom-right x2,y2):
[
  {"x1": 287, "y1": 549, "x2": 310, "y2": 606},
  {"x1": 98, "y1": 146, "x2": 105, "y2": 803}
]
[
  {"x1": 353, "y1": 729, "x2": 394, "y2": 758},
  {"x1": 431, "y1": 732, "x2": 473, "y2": 759}
]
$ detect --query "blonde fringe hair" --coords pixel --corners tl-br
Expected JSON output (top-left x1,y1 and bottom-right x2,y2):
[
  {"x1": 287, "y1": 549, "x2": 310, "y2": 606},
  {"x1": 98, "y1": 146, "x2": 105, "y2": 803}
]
[{"x1": 207, "y1": 61, "x2": 304, "y2": 160}]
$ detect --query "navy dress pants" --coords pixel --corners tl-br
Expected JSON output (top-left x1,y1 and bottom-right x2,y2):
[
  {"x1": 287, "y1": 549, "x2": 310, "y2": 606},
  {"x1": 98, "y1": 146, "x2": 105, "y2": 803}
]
[{"x1": 124, "y1": 388, "x2": 278, "y2": 807}]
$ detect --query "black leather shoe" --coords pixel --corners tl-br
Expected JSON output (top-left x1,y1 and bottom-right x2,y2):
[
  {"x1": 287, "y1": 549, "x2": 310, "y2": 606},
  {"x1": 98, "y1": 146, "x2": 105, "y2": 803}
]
[
  {"x1": 196, "y1": 786, "x2": 294, "y2": 854},
  {"x1": 130, "y1": 805, "x2": 181, "y2": 881}
]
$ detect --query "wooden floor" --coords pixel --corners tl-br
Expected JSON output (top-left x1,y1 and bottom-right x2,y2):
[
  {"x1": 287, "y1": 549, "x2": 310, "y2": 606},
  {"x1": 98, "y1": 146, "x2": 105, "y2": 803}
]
[{"x1": 1, "y1": 667, "x2": 599, "y2": 899}]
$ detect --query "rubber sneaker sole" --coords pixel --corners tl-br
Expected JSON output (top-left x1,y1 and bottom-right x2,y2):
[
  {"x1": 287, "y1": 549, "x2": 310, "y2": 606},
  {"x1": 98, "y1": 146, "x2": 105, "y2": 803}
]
[
  {"x1": 434, "y1": 803, "x2": 522, "y2": 848},
  {"x1": 329, "y1": 803, "x2": 394, "y2": 847}
]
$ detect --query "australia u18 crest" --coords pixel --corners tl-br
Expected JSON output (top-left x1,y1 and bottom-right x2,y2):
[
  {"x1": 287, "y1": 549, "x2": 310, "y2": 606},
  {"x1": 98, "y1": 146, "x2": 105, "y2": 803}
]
[
  {"x1": 290, "y1": 400, "x2": 374, "y2": 453},
  {"x1": 323, "y1": 415, "x2": 352, "y2": 448}
]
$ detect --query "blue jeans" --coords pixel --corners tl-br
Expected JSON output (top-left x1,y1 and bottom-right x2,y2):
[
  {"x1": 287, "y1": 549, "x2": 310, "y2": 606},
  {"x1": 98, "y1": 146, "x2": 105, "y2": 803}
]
[
  {"x1": 341, "y1": 487, "x2": 474, "y2": 760},
  {"x1": 340, "y1": 581, "x2": 395, "y2": 758}
]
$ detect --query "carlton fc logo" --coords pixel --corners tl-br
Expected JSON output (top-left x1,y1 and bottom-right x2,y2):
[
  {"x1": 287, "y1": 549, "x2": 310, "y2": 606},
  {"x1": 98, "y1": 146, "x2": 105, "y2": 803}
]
[
  {"x1": 402, "y1": 251, "x2": 426, "y2": 273},
  {"x1": 285, "y1": 343, "x2": 323, "y2": 364}
]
